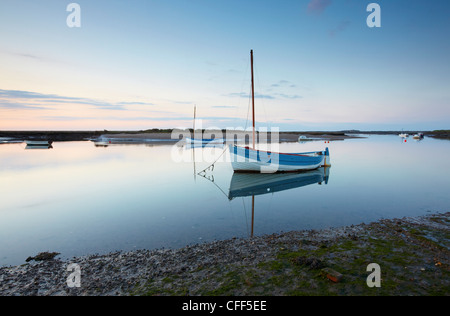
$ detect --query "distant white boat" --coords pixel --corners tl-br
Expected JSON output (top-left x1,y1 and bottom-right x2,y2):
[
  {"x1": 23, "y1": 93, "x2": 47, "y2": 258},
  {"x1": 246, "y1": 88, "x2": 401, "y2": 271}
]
[
  {"x1": 188, "y1": 105, "x2": 225, "y2": 145},
  {"x1": 413, "y1": 133, "x2": 424, "y2": 140},
  {"x1": 25, "y1": 140, "x2": 52, "y2": 146},
  {"x1": 184, "y1": 141, "x2": 225, "y2": 150},
  {"x1": 93, "y1": 140, "x2": 110, "y2": 147},
  {"x1": 186, "y1": 137, "x2": 225, "y2": 145},
  {"x1": 24, "y1": 140, "x2": 53, "y2": 149},
  {"x1": 0, "y1": 137, "x2": 22, "y2": 144},
  {"x1": 298, "y1": 135, "x2": 312, "y2": 142}
]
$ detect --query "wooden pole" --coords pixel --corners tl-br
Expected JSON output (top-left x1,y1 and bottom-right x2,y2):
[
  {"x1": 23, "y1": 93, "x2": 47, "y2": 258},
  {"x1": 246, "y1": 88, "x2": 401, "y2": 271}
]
[
  {"x1": 193, "y1": 105, "x2": 196, "y2": 136},
  {"x1": 251, "y1": 195, "x2": 255, "y2": 237},
  {"x1": 193, "y1": 105, "x2": 196, "y2": 179},
  {"x1": 250, "y1": 50, "x2": 256, "y2": 150}
]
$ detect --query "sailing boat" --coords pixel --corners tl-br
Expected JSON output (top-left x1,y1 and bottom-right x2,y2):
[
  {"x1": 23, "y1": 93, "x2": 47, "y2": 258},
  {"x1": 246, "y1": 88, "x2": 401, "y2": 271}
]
[
  {"x1": 229, "y1": 50, "x2": 330, "y2": 173},
  {"x1": 186, "y1": 105, "x2": 225, "y2": 145},
  {"x1": 399, "y1": 129, "x2": 409, "y2": 138}
]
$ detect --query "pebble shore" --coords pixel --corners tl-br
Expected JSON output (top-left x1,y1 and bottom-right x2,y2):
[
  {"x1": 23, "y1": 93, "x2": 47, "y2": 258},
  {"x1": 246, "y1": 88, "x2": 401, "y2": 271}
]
[{"x1": 1, "y1": 212, "x2": 448, "y2": 296}]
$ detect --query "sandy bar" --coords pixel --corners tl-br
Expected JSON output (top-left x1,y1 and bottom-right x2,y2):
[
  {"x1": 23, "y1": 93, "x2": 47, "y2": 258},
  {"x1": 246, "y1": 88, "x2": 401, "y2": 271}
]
[
  {"x1": 2, "y1": 130, "x2": 447, "y2": 143},
  {"x1": 96, "y1": 131, "x2": 361, "y2": 144},
  {"x1": 0, "y1": 130, "x2": 363, "y2": 143}
]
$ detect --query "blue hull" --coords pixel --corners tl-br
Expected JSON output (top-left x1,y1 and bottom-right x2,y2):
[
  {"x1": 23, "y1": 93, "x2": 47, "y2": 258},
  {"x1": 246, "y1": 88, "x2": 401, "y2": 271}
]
[{"x1": 229, "y1": 145, "x2": 330, "y2": 173}]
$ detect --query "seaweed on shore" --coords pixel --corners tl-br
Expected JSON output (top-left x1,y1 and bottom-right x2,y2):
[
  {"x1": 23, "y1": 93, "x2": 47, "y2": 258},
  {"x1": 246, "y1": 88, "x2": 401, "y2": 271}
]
[{"x1": 26, "y1": 252, "x2": 60, "y2": 262}]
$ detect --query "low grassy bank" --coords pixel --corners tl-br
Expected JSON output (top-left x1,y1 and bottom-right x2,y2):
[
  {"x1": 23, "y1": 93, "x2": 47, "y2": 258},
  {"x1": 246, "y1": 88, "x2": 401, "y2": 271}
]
[
  {"x1": 428, "y1": 130, "x2": 450, "y2": 140},
  {"x1": 133, "y1": 213, "x2": 449, "y2": 296}
]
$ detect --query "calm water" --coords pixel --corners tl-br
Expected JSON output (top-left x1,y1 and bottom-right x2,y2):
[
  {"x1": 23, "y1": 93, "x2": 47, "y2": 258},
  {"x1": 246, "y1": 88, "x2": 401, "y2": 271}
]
[{"x1": 1, "y1": 135, "x2": 449, "y2": 266}]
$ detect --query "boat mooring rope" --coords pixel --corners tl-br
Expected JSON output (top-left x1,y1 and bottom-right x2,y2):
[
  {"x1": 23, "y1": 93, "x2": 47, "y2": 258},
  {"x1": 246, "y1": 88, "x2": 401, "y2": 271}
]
[{"x1": 197, "y1": 146, "x2": 228, "y2": 177}]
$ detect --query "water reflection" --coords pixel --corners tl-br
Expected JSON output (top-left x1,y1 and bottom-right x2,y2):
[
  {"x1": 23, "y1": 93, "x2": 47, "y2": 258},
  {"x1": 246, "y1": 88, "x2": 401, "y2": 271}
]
[
  {"x1": 185, "y1": 142, "x2": 225, "y2": 150},
  {"x1": 25, "y1": 145, "x2": 53, "y2": 150},
  {"x1": 1, "y1": 135, "x2": 449, "y2": 267},
  {"x1": 185, "y1": 142, "x2": 227, "y2": 181},
  {"x1": 228, "y1": 167, "x2": 330, "y2": 200},
  {"x1": 0, "y1": 139, "x2": 54, "y2": 149},
  {"x1": 224, "y1": 167, "x2": 330, "y2": 237}
]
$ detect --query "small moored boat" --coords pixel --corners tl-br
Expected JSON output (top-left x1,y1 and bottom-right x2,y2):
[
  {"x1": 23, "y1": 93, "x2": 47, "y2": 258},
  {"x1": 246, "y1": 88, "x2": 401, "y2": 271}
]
[
  {"x1": 298, "y1": 135, "x2": 312, "y2": 142},
  {"x1": 188, "y1": 105, "x2": 225, "y2": 145},
  {"x1": 25, "y1": 140, "x2": 53, "y2": 146},
  {"x1": 25, "y1": 140, "x2": 53, "y2": 149},
  {"x1": 229, "y1": 145, "x2": 329, "y2": 173},
  {"x1": 186, "y1": 137, "x2": 225, "y2": 145}
]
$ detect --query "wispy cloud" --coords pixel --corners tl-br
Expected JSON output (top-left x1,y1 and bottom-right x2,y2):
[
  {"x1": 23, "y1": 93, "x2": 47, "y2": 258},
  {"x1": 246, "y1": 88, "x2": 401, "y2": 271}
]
[
  {"x1": 225, "y1": 91, "x2": 302, "y2": 100},
  {"x1": 14, "y1": 53, "x2": 43, "y2": 60},
  {"x1": 159, "y1": 98, "x2": 193, "y2": 105},
  {"x1": 0, "y1": 89, "x2": 78, "y2": 101},
  {"x1": 225, "y1": 78, "x2": 302, "y2": 100},
  {"x1": 225, "y1": 92, "x2": 276, "y2": 100},
  {"x1": 40, "y1": 116, "x2": 252, "y2": 126},
  {"x1": 307, "y1": 0, "x2": 332, "y2": 15},
  {"x1": 116, "y1": 101, "x2": 155, "y2": 106},
  {"x1": 271, "y1": 80, "x2": 297, "y2": 88},
  {"x1": 274, "y1": 93, "x2": 302, "y2": 99},
  {"x1": 41, "y1": 116, "x2": 193, "y2": 122},
  {"x1": 1, "y1": 49, "x2": 65, "y2": 65},
  {"x1": 266, "y1": 80, "x2": 302, "y2": 99},
  {"x1": 329, "y1": 20, "x2": 351, "y2": 38},
  {"x1": 0, "y1": 101, "x2": 48, "y2": 110},
  {"x1": 0, "y1": 89, "x2": 154, "y2": 111},
  {"x1": 212, "y1": 105, "x2": 237, "y2": 108}
]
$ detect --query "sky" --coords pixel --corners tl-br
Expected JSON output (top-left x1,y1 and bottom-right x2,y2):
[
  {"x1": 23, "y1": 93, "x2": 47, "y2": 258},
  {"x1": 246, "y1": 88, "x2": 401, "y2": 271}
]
[{"x1": 0, "y1": 0, "x2": 449, "y2": 131}]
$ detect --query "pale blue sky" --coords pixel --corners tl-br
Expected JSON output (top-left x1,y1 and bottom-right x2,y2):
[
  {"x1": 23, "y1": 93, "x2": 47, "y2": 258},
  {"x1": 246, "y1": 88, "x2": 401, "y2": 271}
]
[{"x1": 0, "y1": 0, "x2": 449, "y2": 130}]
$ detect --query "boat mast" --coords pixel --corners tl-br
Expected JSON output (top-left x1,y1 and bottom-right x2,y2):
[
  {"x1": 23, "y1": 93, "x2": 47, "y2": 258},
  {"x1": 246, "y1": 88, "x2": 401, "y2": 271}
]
[
  {"x1": 193, "y1": 105, "x2": 196, "y2": 179},
  {"x1": 250, "y1": 50, "x2": 256, "y2": 149},
  {"x1": 193, "y1": 105, "x2": 196, "y2": 135}
]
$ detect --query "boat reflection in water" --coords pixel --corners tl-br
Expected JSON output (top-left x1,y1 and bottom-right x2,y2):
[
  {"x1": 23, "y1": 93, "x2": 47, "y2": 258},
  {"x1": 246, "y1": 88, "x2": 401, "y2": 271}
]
[
  {"x1": 25, "y1": 140, "x2": 53, "y2": 150},
  {"x1": 184, "y1": 142, "x2": 225, "y2": 150},
  {"x1": 25, "y1": 145, "x2": 53, "y2": 150},
  {"x1": 228, "y1": 167, "x2": 330, "y2": 200},
  {"x1": 228, "y1": 167, "x2": 330, "y2": 236}
]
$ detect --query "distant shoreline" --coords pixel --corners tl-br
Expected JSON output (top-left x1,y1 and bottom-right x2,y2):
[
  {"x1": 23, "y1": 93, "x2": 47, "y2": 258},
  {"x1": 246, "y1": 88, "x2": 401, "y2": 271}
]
[{"x1": 1, "y1": 129, "x2": 448, "y2": 142}]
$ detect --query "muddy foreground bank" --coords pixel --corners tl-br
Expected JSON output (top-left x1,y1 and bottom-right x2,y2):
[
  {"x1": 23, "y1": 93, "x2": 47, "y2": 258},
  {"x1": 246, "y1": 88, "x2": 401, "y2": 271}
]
[{"x1": 0, "y1": 212, "x2": 448, "y2": 296}]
